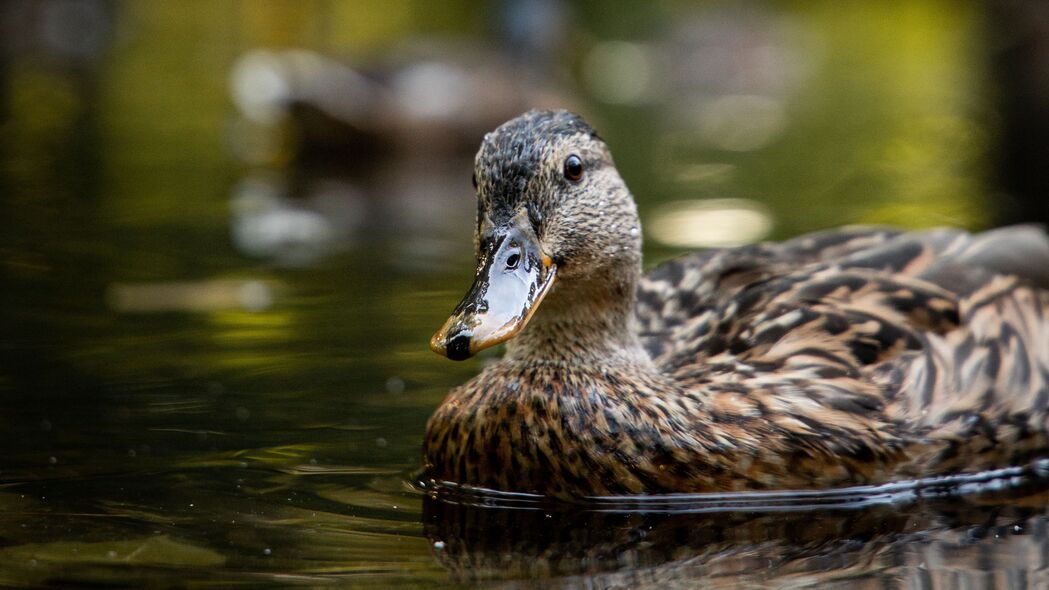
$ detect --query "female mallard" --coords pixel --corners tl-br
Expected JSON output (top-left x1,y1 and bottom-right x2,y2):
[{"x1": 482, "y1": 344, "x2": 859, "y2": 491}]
[{"x1": 423, "y1": 109, "x2": 1049, "y2": 498}]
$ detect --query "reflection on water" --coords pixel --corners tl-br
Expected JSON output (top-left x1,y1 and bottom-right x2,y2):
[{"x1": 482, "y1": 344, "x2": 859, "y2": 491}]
[
  {"x1": 421, "y1": 466, "x2": 1049, "y2": 587},
  {"x1": 107, "y1": 279, "x2": 276, "y2": 313},
  {"x1": 2, "y1": 0, "x2": 1043, "y2": 587},
  {"x1": 426, "y1": 490, "x2": 1049, "y2": 588}
]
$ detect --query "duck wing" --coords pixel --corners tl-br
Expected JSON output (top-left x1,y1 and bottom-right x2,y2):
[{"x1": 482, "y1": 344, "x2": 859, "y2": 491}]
[
  {"x1": 636, "y1": 227, "x2": 906, "y2": 361},
  {"x1": 638, "y1": 225, "x2": 1049, "y2": 474},
  {"x1": 639, "y1": 225, "x2": 1049, "y2": 366},
  {"x1": 882, "y1": 226, "x2": 1049, "y2": 470}
]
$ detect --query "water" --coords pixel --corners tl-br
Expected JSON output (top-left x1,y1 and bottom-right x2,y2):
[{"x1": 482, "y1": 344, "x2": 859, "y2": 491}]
[
  {"x1": 425, "y1": 490, "x2": 1049, "y2": 588},
  {"x1": 4, "y1": 1, "x2": 1048, "y2": 587},
  {"x1": 2, "y1": 241, "x2": 456, "y2": 586},
  {"x1": 5, "y1": 183, "x2": 1049, "y2": 590}
]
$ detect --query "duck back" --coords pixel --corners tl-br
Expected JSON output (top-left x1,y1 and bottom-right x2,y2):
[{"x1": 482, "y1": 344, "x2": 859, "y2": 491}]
[{"x1": 638, "y1": 226, "x2": 1049, "y2": 476}]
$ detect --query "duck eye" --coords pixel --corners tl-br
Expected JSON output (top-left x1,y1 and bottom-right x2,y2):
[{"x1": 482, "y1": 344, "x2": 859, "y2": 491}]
[{"x1": 563, "y1": 155, "x2": 584, "y2": 182}]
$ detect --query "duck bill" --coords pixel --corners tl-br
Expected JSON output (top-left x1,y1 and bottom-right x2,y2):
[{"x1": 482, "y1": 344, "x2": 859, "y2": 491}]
[{"x1": 431, "y1": 215, "x2": 557, "y2": 361}]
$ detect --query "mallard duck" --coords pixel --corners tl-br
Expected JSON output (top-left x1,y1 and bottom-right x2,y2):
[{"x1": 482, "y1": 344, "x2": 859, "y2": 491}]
[{"x1": 423, "y1": 109, "x2": 1049, "y2": 498}]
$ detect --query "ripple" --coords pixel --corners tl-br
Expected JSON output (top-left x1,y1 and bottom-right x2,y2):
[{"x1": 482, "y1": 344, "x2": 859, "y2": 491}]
[{"x1": 425, "y1": 459, "x2": 1049, "y2": 514}]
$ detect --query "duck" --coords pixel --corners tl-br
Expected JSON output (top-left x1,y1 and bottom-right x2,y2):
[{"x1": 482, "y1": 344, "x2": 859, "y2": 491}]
[{"x1": 423, "y1": 109, "x2": 1049, "y2": 499}]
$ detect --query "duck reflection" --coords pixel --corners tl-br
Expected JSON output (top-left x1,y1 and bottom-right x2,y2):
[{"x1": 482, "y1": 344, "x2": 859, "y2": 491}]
[{"x1": 422, "y1": 486, "x2": 1049, "y2": 588}]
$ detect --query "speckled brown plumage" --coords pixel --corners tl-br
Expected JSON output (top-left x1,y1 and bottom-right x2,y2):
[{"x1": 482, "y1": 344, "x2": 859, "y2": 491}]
[{"x1": 424, "y1": 109, "x2": 1049, "y2": 498}]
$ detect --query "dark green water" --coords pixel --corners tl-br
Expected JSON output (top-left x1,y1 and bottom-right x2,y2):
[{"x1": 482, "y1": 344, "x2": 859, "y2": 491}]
[{"x1": 3, "y1": 1, "x2": 1048, "y2": 587}]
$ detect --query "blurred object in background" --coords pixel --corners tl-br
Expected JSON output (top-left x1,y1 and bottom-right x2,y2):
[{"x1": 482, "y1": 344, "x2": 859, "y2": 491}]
[
  {"x1": 224, "y1": 43, "x2": 579, "y2": 268},
  {"x1": 225, "y1": 6, "x2": 579, "y2": 267},
  {"x1": 229, "y1": 173, "x2": 363, "y2": 267},
  {"x1": 108, "y1": 278, "x2": 275, "y2": 313},
  {"x1": 648, "y1": 198, "x2": 773, "y2": 248},
  {"x1": 228, "y1": 0, "x2": 574, "y2": 168},
  {"x1": 578, "y1": 3, "x2": 805, "y2": 249},
  {"x1": 987, "y1": 0, "x2": 1049, "y2": 226},
  {"x1": 227, "y1": 46, "x2": 570, "y2": 168},
  {"x1": 658, "y1": 5, "x2": 807, "y2": 152}
]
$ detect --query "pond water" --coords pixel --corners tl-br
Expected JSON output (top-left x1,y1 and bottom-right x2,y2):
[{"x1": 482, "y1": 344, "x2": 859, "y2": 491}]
[
  {"x1": 6, "y1": 232, "x2": 1049, "y2": 589},
  {"x1": 3, "y1": 1, "x2": 1048, "y2": 588}
]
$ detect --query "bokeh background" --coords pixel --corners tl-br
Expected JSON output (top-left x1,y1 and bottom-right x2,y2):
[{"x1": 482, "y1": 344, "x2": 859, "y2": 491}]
[{"x1": 2, "y1": 0, "x2": 1048, "y2": 587}]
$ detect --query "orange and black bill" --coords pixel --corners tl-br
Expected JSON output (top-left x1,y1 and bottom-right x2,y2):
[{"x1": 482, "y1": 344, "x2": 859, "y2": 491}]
[{"x1": 430, "y1": 211, "x2": 556, "y2": 360}]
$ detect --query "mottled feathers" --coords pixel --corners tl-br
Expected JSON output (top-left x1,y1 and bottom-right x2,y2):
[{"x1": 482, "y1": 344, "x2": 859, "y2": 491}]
[
  {"x1": 424, "y1": 110, "x2": 1049, "y2": 498},
  {"x1": 638, "y1": 226, "x2": 1049, "y2": 479}
]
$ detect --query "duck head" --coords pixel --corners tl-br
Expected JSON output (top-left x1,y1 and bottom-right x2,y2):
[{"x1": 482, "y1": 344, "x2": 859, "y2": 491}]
[{"x1": 431, "y1": 110, "x2": 642, "y2": 361}]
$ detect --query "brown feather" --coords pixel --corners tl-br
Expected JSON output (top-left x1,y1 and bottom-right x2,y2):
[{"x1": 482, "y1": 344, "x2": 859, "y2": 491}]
[{"x1": 423, "y1": 111, "x2": 1049, "y2": 498}]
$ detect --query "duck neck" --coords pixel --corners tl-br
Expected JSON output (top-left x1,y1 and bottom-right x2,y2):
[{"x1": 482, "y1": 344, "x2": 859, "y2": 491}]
[{"x1": 503, "y1": 262, "x2": 650, "y2": 366}]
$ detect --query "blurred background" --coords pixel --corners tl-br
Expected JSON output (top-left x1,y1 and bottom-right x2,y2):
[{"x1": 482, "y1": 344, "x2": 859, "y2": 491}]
[{"x1": 1, "y1": 0, "x2": 1048, "y2": 586}]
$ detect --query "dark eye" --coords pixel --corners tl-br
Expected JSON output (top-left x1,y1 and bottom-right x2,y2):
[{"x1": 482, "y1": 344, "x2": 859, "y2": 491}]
[
  {"x1": 563, "y1": 155, "x2": 584, "y2": 182},
  {"x1": 471, "y1": 173, "x2": 478, "y2": 189}
]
